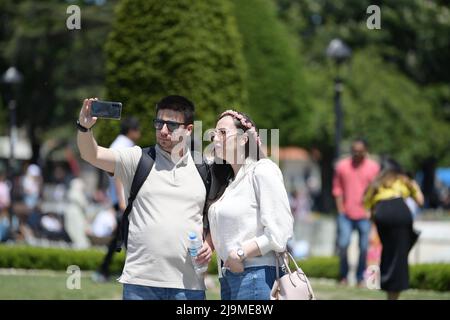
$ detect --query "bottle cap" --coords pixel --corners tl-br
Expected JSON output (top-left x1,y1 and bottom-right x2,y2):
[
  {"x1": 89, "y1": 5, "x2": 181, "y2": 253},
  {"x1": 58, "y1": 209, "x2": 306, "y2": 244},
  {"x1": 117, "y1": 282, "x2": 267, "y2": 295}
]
[{"x1": 188, "y1": 232, "x2": 197, "y2": 240}]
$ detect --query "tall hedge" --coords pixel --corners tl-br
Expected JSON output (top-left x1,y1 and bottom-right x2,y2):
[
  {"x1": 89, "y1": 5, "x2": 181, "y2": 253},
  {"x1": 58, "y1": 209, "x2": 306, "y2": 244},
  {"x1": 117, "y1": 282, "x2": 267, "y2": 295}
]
[
  {"x1": 97, "y1": 0, "x2": 248, "y2": 146},
  {"x1": 231, "y1": 0, "x2": 311, "y2": 146}
]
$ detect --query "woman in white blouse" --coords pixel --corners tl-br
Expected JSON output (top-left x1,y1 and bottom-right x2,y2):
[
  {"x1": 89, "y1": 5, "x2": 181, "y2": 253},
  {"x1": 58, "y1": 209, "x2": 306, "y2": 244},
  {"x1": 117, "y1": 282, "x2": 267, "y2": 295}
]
[{"x1": 207, "y1": 110, "x2": 294, "y2": 300}]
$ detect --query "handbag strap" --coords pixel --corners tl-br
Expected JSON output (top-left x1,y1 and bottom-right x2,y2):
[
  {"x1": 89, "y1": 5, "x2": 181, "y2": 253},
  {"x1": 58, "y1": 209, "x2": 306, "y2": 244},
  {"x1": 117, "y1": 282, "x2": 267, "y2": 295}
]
[
  {"x1": 287, "y1": 252, "x2": 315, "y2": 299},
  {"x1": 275, "y1": 251, "x2": 293, "y2": 280},
  {"x1": 275, "y1": 251, "x2": 315, "y2": 299},
  {"x1": 275, "y1": 253, "x2": 281, "y2": 280}
]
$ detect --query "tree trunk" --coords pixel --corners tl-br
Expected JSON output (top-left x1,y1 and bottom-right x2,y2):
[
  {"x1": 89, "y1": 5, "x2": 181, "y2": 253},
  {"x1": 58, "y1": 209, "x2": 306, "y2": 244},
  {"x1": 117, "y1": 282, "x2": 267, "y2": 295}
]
[
  {"x1": 319, "y1": 146, "x2": 336, "y2": 214},
  {"x1": 28, "y1": 124, "x2": 41, "y2": 165}
]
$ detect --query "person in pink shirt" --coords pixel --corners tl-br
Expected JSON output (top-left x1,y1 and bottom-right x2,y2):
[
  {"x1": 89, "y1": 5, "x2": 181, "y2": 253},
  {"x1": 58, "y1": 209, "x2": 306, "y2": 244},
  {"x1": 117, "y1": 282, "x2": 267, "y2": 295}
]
[{"x1": 332, "y1": 138, "x2": 380, "y2": 286}]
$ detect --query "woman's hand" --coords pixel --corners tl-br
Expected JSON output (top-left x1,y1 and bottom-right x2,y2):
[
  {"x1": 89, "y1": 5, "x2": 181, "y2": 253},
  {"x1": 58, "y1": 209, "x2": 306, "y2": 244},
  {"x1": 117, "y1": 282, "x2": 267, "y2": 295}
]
[
  {"x1": 224, "y1": 250, "x2": 244, "y2": 273},
  {"x1": 196, "y1": 240, "x2": 213, "y2": 266}
]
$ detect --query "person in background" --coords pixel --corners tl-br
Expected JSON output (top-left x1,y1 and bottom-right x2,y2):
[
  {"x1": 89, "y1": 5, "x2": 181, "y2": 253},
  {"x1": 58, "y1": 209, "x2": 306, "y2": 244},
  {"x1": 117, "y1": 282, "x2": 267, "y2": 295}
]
[
  {"x1": 290, "y1": 187, "x2": 312, "y2": 221},
  {"x1": 22, "y1": 163, "x2": 42, "y2": 212},
  {"x1": 332, "y1": 138, "x2": 380, "y2": 287},
  {"x1": 404, "y1": 171, "x2": 421, "y2": 219},
  {"x1": 0, "y1": 164, "x2": 12, "y2": 242},
  {"x1": 89, "y1": 206, "x2": 117, "y2": 239},
  {"x1": 364, "y1": 158, "x2": 424, "y2": 300},
  {"x1": 92, "y1": 117, "x2": 141, "y2": 282},
  {"x1": 21, "y1": 164, "x2": 43, "y2": 240},
  {"x1": 65, "y1": 178, "x2": 90, "y2": 248}
]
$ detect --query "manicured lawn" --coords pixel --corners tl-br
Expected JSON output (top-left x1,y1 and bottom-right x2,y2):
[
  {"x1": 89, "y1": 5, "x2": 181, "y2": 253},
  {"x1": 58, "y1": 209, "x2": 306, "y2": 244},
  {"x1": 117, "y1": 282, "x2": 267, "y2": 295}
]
[
  {"x1": 0, "y1": 270, "x2": 122, "y2": 300},
  {"x1": 309, "y1": 278, "x2": 450, "y2": 300},
  {"x1": 0, "y1": 270, "x2": 449, "y2": 300}
]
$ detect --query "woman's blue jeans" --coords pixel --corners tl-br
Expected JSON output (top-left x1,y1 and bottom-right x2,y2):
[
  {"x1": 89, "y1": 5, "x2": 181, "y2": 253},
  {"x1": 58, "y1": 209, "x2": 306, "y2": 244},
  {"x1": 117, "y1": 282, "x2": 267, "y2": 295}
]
[{"x1": 219, "y1": 266, "x2": 278, "y2": 300}]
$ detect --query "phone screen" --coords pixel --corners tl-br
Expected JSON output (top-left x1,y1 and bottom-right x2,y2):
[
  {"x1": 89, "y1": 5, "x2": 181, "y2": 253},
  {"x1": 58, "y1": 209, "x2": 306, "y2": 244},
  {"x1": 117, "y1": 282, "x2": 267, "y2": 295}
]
[{"x1": 90, "y1": 100, "x2": 122, "y2": 120}]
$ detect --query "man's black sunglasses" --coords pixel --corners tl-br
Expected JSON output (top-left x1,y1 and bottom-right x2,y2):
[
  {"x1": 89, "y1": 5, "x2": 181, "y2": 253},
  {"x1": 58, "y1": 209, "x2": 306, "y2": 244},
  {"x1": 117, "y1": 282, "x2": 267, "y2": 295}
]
[{"x1": 153, "y1": 119, "x2": 187, "y2": 131}]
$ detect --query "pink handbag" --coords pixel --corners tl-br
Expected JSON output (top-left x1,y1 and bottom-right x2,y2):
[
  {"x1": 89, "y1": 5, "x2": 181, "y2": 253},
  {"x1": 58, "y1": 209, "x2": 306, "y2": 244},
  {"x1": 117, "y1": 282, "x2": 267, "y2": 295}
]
[{"x1": 270, "y1": 252, "x2": 315, "y2": 300}]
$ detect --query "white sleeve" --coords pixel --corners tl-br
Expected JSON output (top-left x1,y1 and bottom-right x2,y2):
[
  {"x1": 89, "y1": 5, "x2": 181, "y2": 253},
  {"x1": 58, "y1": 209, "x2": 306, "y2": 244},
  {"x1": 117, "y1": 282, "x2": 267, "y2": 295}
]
[
  {"x1": 251, "y1": 160, "x2": 294, "y2": 255},
  {"x1": 112, "y1": 146, "x2": 142, "y2": 196}
]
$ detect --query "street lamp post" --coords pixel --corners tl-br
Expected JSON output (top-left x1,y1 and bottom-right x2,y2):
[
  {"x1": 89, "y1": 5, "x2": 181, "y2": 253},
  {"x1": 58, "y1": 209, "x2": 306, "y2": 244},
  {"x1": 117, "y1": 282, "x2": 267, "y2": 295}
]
[
  {"x1": 326, "y1": 39, "x2": 351, "y2": 160},
  {"x1": 2, "y1": 66, "x2": 23, "y2": 175},
  {"x1": 333, "y1": 77, "x2": 343, "y2": 161}
]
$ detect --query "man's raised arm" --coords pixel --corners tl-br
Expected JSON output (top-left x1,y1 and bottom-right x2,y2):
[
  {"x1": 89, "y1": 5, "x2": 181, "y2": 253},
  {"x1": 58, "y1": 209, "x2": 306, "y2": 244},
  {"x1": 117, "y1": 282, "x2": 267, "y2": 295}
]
[{"x1": 77, "y1": 98, "x2": 116, "y2": 174}]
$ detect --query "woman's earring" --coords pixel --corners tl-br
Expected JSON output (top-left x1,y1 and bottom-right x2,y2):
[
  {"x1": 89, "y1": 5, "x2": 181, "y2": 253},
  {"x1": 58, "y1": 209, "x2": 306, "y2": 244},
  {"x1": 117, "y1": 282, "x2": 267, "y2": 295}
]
[{"x1": 240, "y1": 134, "x2": 248, "y2": 146}]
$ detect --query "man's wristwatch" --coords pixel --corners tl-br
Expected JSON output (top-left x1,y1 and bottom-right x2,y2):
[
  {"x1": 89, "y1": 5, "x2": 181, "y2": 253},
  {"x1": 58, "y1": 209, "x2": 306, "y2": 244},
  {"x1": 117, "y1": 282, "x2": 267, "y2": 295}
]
[
  {"x1": 236, "y1": 248, "x2": 246, "y2": 261},
  {"x1": 76, "y1": 120, "x2": 90, "y2": 132}
]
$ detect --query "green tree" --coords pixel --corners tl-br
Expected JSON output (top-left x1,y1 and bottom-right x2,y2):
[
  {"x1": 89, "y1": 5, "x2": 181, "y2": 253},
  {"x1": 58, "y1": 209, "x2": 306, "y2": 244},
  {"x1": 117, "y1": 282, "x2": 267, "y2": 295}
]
[
  {"x1": 276, "y1": 0, "x2": 450, "y2": 84},
  {"x1": 0, "y1": 0, "x2": 116, "y2": 162},
  {"x1": 98, "y1": 0, "x2": 248, "y2": 146},
  {"x1": 275, "y1": 0, "x2": 450, "y2": 152},
  {"x1": 344, "y1": 49, "x2": 448, "y2": 171},
  {"x1": 274, "y1": 0, "x2": 450, "y2": 211},
  {"x1": 231, "y1": 0, "x2": 312, "y2": 146},
  {"x1": 296, "y1": 47, "x2": 450, "y2": 212}
]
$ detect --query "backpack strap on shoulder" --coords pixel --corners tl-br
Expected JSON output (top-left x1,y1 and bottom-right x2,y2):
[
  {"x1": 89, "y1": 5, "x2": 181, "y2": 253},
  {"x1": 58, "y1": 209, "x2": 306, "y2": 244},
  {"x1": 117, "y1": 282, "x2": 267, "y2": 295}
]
[
  {"x1": 115, "y1": 146, "x2": 155, "y2": 252},
  {"x1": 191, "y1": 150, "x2": 212, "y2": 238}
]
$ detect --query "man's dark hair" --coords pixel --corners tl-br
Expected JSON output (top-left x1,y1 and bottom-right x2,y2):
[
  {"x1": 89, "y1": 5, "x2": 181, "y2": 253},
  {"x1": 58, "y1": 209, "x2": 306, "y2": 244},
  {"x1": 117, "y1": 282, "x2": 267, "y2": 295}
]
[
  {"x1": 156, "y1": 95, "x2": 195, "y2": 125},
  {"x1": 120, "y1": 117, "x2": 140, "y2": 135},
  {"x1": 352, "y1": 137, "x2": 369, "y2": 149}
]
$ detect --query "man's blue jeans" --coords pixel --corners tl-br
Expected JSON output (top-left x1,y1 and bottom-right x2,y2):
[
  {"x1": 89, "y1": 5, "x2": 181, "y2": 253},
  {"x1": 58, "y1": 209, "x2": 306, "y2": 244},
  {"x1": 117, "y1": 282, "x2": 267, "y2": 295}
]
[
  {"x1": 337, "y1": 214, "x2": 371, "y2": 283},
  {"x1": 123, "y1": 283, "x2": 205, "y2": 300}
]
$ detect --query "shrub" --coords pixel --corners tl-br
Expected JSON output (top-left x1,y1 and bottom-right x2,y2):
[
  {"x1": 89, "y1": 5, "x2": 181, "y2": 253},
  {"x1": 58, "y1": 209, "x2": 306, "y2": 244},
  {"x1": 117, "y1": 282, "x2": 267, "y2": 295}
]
[
  {"x1": 98, "y1": 0, "x2": 248, "y2": 147},
  {"x1": 291, "y1": 256, "x2": 340, "y2": 280},
  {"x1": 231, "y1": 0, "x2": 311, "y2": 146},
  {"x1": 0, "y1": 245, "x2": 125, "y2": 274},
  {"x1": 1, "y1": 245, "x2": 449, "y2": 292},
  {"x1": 410, "y1": 263, "x2": 450, "y2": 292}
]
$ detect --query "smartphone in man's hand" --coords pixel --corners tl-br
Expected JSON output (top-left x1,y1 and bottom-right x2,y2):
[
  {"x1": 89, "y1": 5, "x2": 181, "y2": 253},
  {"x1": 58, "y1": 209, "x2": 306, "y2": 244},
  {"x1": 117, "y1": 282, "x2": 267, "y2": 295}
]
[{"x1": 90, "y1": 100, "x2": 122, "y2": 120}]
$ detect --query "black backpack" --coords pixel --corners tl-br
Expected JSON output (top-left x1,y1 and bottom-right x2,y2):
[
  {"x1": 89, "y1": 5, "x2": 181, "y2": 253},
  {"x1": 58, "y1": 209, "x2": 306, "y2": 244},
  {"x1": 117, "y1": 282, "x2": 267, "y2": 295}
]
[{"x1": 115, "y1": 146, "x2": 211, "y2": 252}]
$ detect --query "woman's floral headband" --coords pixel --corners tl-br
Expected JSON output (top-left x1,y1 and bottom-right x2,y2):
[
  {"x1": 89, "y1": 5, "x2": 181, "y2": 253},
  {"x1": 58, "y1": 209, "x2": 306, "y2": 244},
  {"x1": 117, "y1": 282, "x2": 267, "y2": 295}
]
[{"x1": 220, "y1": 110, "x2": 262, "y2": 147}]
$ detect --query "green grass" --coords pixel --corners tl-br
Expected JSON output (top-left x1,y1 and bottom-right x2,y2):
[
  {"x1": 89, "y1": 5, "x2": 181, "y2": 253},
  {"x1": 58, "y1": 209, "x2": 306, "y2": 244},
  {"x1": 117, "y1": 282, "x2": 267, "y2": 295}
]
[
  {"x1": 0, "y1": 271, "x2": 122, "y2": 300},
  {"x1": 0, "y1": 270, "x2": 449, "y2": 300},
  {"x1": 309, "y1": 279, "x2": 450, "y2": 300}
]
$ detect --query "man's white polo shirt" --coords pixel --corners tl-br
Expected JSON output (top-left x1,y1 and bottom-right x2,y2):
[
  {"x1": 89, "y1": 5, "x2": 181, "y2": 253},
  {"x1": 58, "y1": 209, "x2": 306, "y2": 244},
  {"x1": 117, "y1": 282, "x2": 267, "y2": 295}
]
[{"x1": 112, "y1": 144, "x2": 206, "y2": 290}]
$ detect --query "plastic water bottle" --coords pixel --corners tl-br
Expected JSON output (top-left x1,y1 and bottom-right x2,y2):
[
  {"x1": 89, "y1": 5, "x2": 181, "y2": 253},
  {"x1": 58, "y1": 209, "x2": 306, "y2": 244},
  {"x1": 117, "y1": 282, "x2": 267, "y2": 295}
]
[{"x1": 188, "y1": 232, "x2": 208, "y2": 274}]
